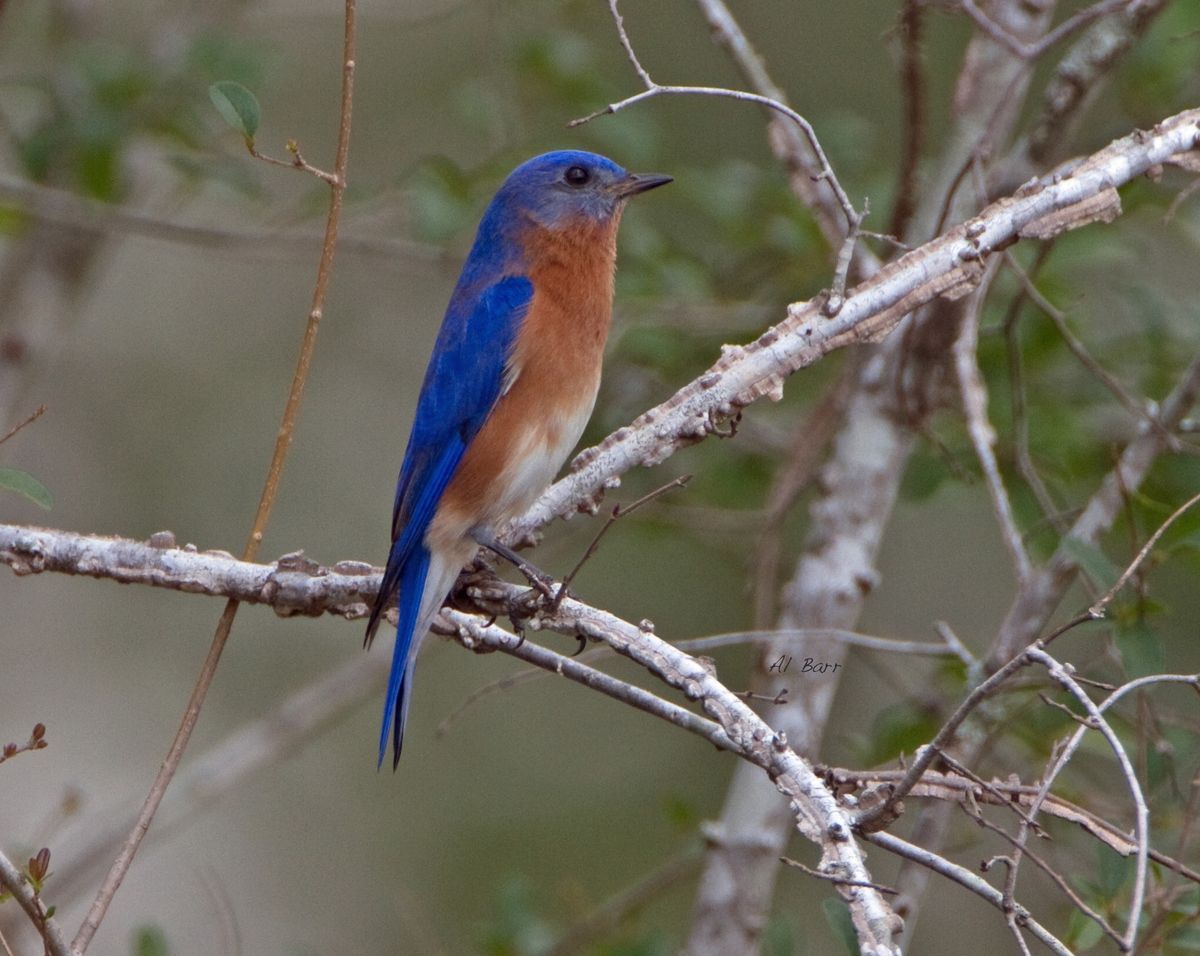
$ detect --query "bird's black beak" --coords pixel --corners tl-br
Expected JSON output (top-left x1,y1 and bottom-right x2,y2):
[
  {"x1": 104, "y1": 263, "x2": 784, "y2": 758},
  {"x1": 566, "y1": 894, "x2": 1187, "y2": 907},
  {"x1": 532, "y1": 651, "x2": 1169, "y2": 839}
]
[{"x1": 613, "y1": 172, "x2": 673, "y2": 198}]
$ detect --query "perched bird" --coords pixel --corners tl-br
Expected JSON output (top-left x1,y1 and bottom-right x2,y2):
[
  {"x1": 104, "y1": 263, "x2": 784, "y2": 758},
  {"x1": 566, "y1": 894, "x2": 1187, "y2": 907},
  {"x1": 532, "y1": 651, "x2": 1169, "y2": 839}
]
[{"x1": 365, "y1": 150, "x2": 671, "y2": 767}]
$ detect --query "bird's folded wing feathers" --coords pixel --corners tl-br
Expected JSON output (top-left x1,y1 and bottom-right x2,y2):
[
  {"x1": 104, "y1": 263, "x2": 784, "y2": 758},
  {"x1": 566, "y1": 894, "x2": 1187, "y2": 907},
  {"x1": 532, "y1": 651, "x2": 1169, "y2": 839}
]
[{"x1": 365, "y1": 274, "x2": 534, "y2": 647}]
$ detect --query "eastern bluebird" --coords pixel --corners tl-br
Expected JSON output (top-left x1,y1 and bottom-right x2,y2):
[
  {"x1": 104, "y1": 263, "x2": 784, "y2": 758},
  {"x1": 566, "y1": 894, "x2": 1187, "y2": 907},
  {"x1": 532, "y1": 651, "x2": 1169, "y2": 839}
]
[{"x1": 365, "y1": 150, "x2": 671, "y2": 767}]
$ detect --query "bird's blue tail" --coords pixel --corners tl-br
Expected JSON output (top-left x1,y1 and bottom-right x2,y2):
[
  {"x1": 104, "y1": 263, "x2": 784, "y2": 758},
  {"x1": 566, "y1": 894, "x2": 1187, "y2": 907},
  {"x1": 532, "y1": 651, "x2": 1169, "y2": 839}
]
[{"x1": 378, "y1": 546, "x2": 432, "y2": 769}]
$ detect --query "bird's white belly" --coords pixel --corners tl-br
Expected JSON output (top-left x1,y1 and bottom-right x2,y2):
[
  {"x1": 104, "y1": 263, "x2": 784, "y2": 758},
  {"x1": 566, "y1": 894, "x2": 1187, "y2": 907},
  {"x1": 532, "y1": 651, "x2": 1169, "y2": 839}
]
[{"x1": 490, "y1": 394, "x2": 596, "y2": 522}]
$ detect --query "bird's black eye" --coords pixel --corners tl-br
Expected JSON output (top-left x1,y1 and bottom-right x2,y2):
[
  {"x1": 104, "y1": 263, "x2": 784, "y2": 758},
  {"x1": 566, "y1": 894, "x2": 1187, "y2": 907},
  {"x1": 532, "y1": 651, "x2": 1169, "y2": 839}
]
[{"x1": 564, "y1": 165, "x2": 591, "y2": 187}]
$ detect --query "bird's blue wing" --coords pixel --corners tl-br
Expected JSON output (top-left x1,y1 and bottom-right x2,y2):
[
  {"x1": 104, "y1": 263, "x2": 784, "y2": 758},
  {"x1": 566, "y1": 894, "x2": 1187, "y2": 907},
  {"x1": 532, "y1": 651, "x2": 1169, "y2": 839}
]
[{"x1": 367, "y1": 274, "x2": 533, "y2": 767}]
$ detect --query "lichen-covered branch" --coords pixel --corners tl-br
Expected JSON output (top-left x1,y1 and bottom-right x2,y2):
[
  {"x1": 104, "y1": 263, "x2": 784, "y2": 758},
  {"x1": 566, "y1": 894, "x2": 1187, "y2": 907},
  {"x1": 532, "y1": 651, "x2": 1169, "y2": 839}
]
[{"x1": 0, "y1": 523, "x2": 900, "y2": 952}]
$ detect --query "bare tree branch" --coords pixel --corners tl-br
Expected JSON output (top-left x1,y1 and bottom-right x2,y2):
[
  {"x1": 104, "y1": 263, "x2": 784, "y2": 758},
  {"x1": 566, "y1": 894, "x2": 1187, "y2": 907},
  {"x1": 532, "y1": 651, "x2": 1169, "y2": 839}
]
[
  {"x1": 960, "y1": 0, "x2": 1135, "y2": 63},
  {"x1": 1025, "y1": 648, "x2": 1149, "y2": 950},
  {"x1": 856, "y1": 367, "x2": 1200, "y2": 834},
  {"x1": 0, "y1": 174, "x2": 443, "y2": 267},
  {"x1": 1024, "y1": 0, "x2": 1170, "y2": 168},
  {"x1": 506, "y1": 108, "x2": 1200, "y2": 548},
  {"x1": 953, "y1": 258, "x2": 1033, "y2": 583},
  {"x1": 580, "y1": 0, "x2": 861, "y2": 243},
  {"x1": 825, "y1": 765, "x2": 1200, "y2": 882},
  {"x1": 692, "y1": 0, "x2": 865, "y2": 256},
  {"x1": 0, "y1": 523, "x2": 900, "y2": 949},
  {"x1": 862, "y1": 830, "x2": 1072, "y2": 956},
  {"x1": 989, "y1": 355, "x2": 1200, "y2": 665}
]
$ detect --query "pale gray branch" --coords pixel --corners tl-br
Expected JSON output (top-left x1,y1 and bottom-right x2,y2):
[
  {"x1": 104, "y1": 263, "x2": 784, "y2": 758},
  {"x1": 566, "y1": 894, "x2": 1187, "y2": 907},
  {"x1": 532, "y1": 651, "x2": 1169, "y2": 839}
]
[
  {"x1": 953, "y1": 259, "x2": 1032, "y2": 583},
  {"x1": 1025, "y1": 648, "x2": 1149, "y2": 950},
  {"x1": 0, "y1": 525, "x2": 898, "y2": 950},
  {"x1": 508, "y1": 108, "x2": 1200, "y2": 546},
  {"x1": 863, "y1": 831, "x2": 1072, "y2": 956}
]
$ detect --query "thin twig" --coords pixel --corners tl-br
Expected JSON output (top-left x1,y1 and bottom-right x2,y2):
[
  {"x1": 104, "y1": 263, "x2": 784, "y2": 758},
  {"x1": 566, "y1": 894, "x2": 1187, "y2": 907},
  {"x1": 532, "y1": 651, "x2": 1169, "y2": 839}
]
[
  {"x1": 953, "y1": 259, "x2": 1033, "y2": 583},
  {"x1": 961, "y1": 0, "x2": 1134, "y2": 62},
  {"x1": 580, "y1": 0, "x2": 860, "y2": 239},
  {"x1": 1003, "y1": 251, "x2": 1171, "y2": 440},
  {"x1": 680, "y1": 628, "x2": 959, "y2": 658},
  {"x1": 572, "y1": 80, "x2": 859, "y2": 231},
  {"x1": 0, "y1": 174, "x2": 441, "y2": 266},
  {"x1": 933, "y1": 621, "x2": 979, "y2": 670},
  {"x1": 863, "y1": 831, "x2": 1072, "y2": 955},
  {"x1": 553, "y1": 475, "x2": 691, "y2": 607},
  {"x1": 1165, "y1": 176, "x2": 1200, "y2": 221},
  {"x1": 248, "y1": 141, "x2": 337, "y2": 186},
  {"x1": 889, "y1": 0, "x2": 926, "y2": 239},
  {"x1": 542, "y1": 849, "x2": 702, "y2": 956},
  {"x1": 1003, "y1": 246, "x2": 1068, "y2": 529},
  {"x1": 0, "y1": 405, "x2": 45, "y2": 447},
  {"x1": 0, "y1": 722, "x2": 48, "y2": 765},
  {"x1": 854, "y1": 641, "x2": 1041, "y2": 833},
  {"x1": 959, "y1": 799, "x2": 1124, "y2": 946},
  {"x1": 1087, "y1": 489, "x2": 1200, "y2": 619},
  {"x1": 443, "y1": 601, "x2": 736, "y2": 752},
  {"x1": 692, "y1": 0, "x2": 856, "y2": 251},
  {"x1": 1025, "y1": 648, "x2": 1149, "y2": 950},
  {"x1": 605, "y1": 0, "x2": 653, "y2": 87},
  {"x1": 934, "y1": 752, "x2": 1046, "y2": 834},
  {"x1": 780, "y1": 856, "x2": 899, "y2": 895},
  {"x1": 826, "y1": 765, "x2": 1200, "y2": 881},
  {"x1": 70, "y1": 5, "x2": 356, "y2": 952}
]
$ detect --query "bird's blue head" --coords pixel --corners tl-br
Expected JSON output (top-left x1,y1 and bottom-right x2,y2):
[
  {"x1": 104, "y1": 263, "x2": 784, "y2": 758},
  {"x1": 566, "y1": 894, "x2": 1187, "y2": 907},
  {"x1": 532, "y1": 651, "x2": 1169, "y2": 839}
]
[{"x1": 491, "y1": 150, "x2": 671, "y2": 231}]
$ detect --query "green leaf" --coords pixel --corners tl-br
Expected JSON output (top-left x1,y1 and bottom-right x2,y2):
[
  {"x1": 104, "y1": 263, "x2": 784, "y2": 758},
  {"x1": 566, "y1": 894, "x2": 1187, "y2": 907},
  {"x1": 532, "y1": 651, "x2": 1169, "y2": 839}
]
[
  {"x1": 1061, "y1": 537, "x2": 1121, "y2": 589},
  {"x1": 0, "y1": 203, "x2": 29, "y2": 235},
  {"x1": 1173, "y1": 885, "x2": 1200, "y2": 917},
  {"x1": 0, "y1": 468, "x2": 53, "y2": 509},
  {"x1": 900, "y1": 446, "x2": 950, "y2": 502},
  {"x1": 1115, "y1": 618, "x2": 1165, "y2": 678},
  {"x1": 133, "y1": 925, "x2": 170, "y2": 956},
  {"x1": 208, "y1": 81, "x2": 260, "y2": 142},
  {"x1": 861, "y1": 701, "x2": 942, "y2": 766},
  {"x1": 1067, "y1": 908, "x2": 1104, "y2": 951},
  {"x1": 762, "y1": 916, "x2": 796, "y2": 956},
  {"x1": 1097, "y1": 847, "x2": 1130, "y2": 897},
  {"x1": 1169, "y1": 925, "x2": 1200, "y2": 950},
  {"x1": 821, "y1": 898, "x2": 858, "y2": 956}
]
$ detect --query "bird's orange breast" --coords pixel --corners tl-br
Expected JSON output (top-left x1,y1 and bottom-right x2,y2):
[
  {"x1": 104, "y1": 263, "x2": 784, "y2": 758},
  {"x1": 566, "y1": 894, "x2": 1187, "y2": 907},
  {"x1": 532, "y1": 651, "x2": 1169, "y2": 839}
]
[{"x1": 426, "y1": 214, "x2": 621, "y2": 552}]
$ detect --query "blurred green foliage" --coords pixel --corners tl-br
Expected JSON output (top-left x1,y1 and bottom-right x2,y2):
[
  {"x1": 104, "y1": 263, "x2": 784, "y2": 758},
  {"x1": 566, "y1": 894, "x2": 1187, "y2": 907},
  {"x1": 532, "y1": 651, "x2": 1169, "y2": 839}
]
[
  {"x1": 132, "y1": 925, "x2": 170, "y2": 956},
  {"x1": 14, "y1": 32, "x2": 266, "y2": 200}
]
